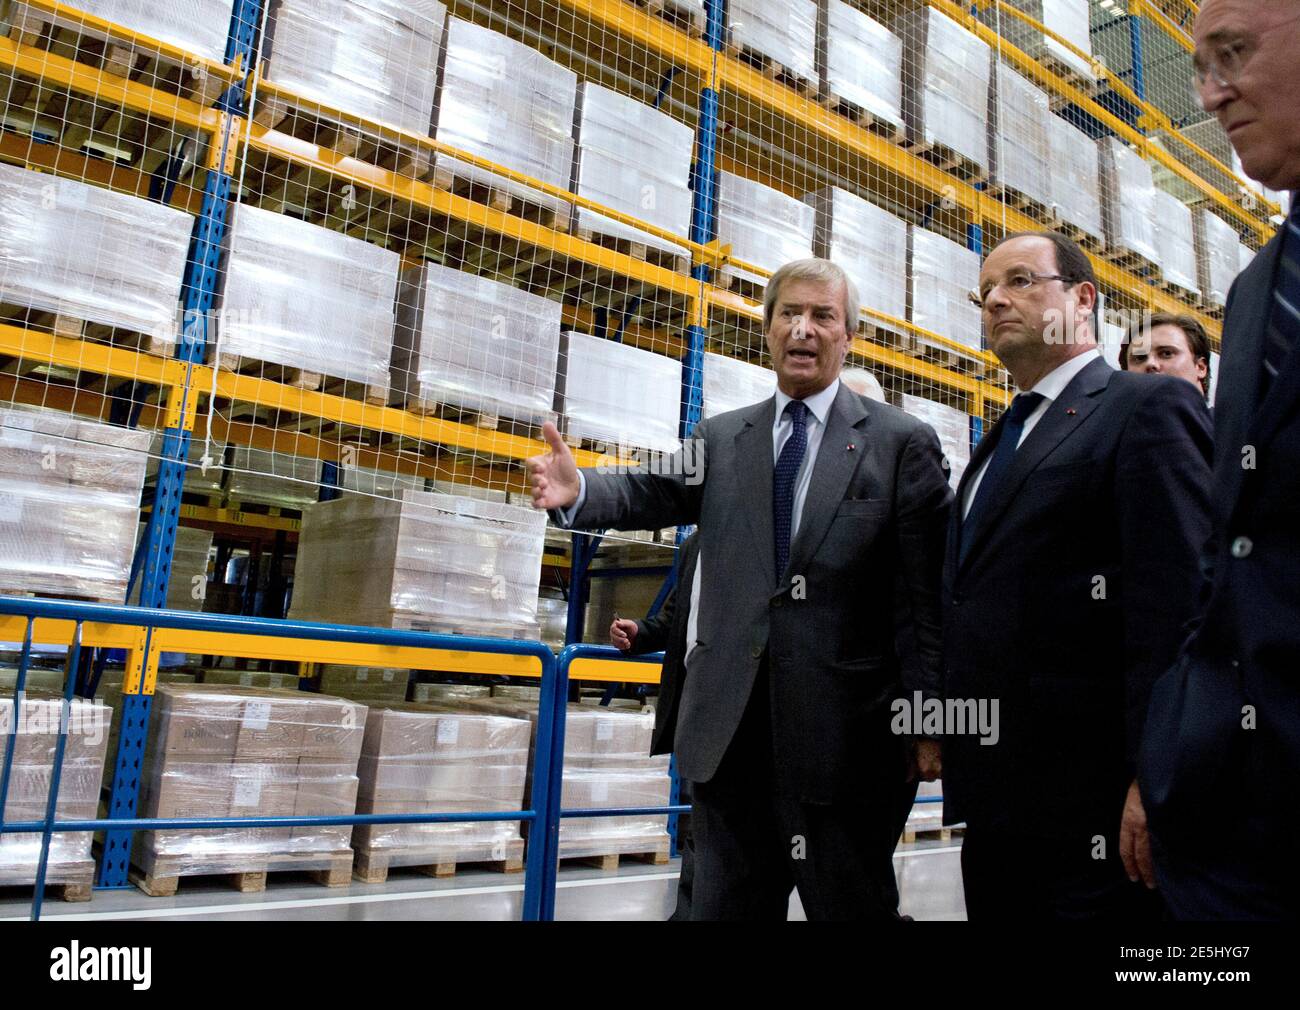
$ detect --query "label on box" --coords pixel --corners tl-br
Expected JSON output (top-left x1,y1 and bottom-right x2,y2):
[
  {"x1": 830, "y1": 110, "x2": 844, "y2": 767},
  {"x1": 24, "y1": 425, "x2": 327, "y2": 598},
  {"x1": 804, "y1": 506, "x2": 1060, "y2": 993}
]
[
  {"x1": 239, "y1": 672, "x2": 253, "y2": 686},
  {"x1": 436, "y1": 719, "x2": 459, "y2": 745},
  {"x1": 591, "y1": 781, "x2": 609, "y2": 802},
  {"x1": 242, "y1": 701, "x2": 271, "y2": 732},
  {"x1": 382, "y1": 670, "x2": 395, "y2": 682},
  {"x1": 595, "y1": 718, "x2": 614, "y2": 742},
  {"x1": 232, "y1": 778, "x2": 262, "y2": 807},
  {"x1": 0, "y1": 492, "x2": 23, "y2": 524},
  {"x1": 356, "y1": 670, "x2": 369, "y2": 682},
  {"x1": 3, "y1": 427, "x2": 32, "y2": 449}
]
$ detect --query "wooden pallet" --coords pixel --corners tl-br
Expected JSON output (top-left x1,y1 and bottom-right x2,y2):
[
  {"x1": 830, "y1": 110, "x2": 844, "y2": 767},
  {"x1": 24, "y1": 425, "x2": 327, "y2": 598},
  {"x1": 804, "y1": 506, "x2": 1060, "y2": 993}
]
[
  {"x1": 253, "y1": 95, "x2": 433, "y2": 180},
  {"x1": 0, "y1": 303, "x2": 175, "y2": 356},
  {"x1": 1101, "y1": 245, "x2": 1160, "y2": 278},
  {"x1": 352, "y1": 839, "x2": 525, "y2": 884},
  {"x1": 0, "y1": 860, "x2": 95, "y2": 903},
  {"x1": 130, "y1": 850, "x2": 353, "y2": 897},
  {"x1": 573, "y1": 228, "x2": 691, "y2": 275},
  {"x1": 1047, "y1": 216, "x2": 1106, "y2": 255},
  {"x1": 0, "y1": 585, "x2": 121, "y2": 606},
  {"x1": 560, "y1": 843, "x2": 672, "y2": 870},
  {"x1": 818, "y1": 93, "x2": 906, "y2": 144},
  {"x1": 987, "y1": 183, "x2": 1054, "y2": 225},
  {"x1": 1157, "y1": 278, "x2": 1201, "y2": 307},
  {"x1": 900, "y1": 824, "x2": 962, "y2": 845},
  {"x1": 627, "y1": 0, "x2": 705, "y2": 38},
  {"x1": 727, "y1": 44, "x2": 817, "y2": 98},
  {"x1": 1200, "y1": 301, "x2": 1225, "y2": 321},
  {"x1": 1041, "y1": 55, "x2": 1100, "y2": 103},
  {"x1": 215, "y1": 353, "x2": 388, "y2": 406},
  {"x1": 904, "y1": 139, "x2": 988, "y2": 184}
]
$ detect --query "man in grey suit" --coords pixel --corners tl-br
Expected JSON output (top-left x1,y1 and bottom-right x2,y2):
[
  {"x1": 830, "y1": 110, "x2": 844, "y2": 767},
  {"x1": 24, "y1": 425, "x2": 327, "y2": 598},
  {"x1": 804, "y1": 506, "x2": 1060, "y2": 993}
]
[{"x1": 528, "y1": 259, "x2": 951, "y2": 920}]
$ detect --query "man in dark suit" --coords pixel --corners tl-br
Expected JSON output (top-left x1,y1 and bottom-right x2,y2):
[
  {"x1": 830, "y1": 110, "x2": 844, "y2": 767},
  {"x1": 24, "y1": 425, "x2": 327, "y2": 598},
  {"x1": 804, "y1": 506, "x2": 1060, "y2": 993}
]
[
  {"x1": 942, "y1": 231, "x2": 1213, "y2": 921},
  {"x1": 610, "y1": 531, "x2": 699, "y2": 920},
  {"x1": 1140, "y1": 0, "x2": 1300, "y2": 919},
  {"x1": 528, "y1": 258, "x2": 951, "y2": 920}
]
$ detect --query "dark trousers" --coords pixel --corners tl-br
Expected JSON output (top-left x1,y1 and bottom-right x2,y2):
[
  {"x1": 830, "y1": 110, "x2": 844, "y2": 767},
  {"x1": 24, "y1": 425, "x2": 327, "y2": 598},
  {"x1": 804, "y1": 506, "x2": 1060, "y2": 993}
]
[
  {"x1": 669, "y1": 781, "x2": 694, "y2": 922},
  {"x1": 961, "y1": 825, "x2": 1165, "y2": 922},
  {"x1": 689, "y1": 669, "x2": 912, "y2": 921}
]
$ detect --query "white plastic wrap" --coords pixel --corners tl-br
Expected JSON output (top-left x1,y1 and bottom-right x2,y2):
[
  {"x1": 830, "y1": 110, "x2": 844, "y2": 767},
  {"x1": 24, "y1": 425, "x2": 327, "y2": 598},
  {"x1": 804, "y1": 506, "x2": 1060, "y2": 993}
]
[
  {"x1": 339, "y1": 464, "x2": 426, "y2": 499},
  {"x1": 536, "y1": 596, "x2": 568, "y2": 651},
  {"x1": 990, "y1": 62, "x2": 1051, "y2": 207},
  {"x1": 821, "y1": 1, "x2": 903, "y2": 132},
  {"x1": 1151, "y1": 189, "x2": 1200, "y2": 296},
  {"x1": 908, "y1": 228, "x2": 982, "y2": 353},
  {"x1": 559, "y1": 331, "x2": 682, "y2": 453},
  {"x1": 146, "y1": 432, "x2": 226, "y2": 495},
  {"x1": 17, "y1": 0, "x2": 235, "y2": 64},
  {"x1": 352, "y1": 704, "x2": 531, "y2": 866},
  {"x1": 573, "y1": 84, "x2": 694, "y2": 254},
  {"x1": 727, "y1": 0, "x2": 817, "y2": 81},
  {"x1": 434, "y1": 18, "x2": 576, "y2": 213},
  {"x1": 0, "y1": 163, "x2": 190, "y2": 341},
  {"x1": 996, "y1": 1, "x2": 1094, "y2": 82},
  {"x1": 1046, "y1": 114, "x2": 1103, "y2": 243},
  {"x1": 807, "y1": 187, "x2": 908, "y2": 332},
  {"x1": 132, "y1": 524, "x2": 212, "y2": 612},
  {"x1": 225, "y1": 446, "x2": 322, "y2": 508},
  {"x1": 1194, "y1": 209, "x2": 1241, "y2": 308},
  {"x1": 715, "y1": 171, "x2": 815, "y2": 284},
  {"x1": 137, "y1": 686, "x2": 367, "y2": 876},
  {"x1": 410, "y1": 682, "x2": 490, "y2": 703},
  {"x1": 262, "y1": 0, "x2": 446, "y2": 134},
  {"x1": 290, "y1": 490, "x2": 548, "y2": 639},
  {"x1": 894, "y1": 7, "x2": 991, "y2": 169},
  {"x1": 392, "y1": 263, "x2": 561, "y2": 424},
  {"x1": 901, "y1": 394, "x2": 970, "y2": 488},
  {"x1": 702, "y1": 352, "x2": 777, "y2": 419},
  {"x1": 320, "y1": 665, "x2": 411, "y2": 702},
  {"x1": 0, "y1": 694, "x2": 110, "y2": 885},
  {"x1": 1099, "y1": 137, "x2": 1159, "y2": 264},
  {"x1": 0, "y1": 407, "x2": 150, "y2": 600}
]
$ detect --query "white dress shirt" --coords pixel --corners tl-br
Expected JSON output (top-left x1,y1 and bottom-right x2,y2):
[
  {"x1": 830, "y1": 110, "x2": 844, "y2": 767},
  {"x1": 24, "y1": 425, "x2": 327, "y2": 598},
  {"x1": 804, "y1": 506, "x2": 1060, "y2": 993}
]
[{"x1": 961, "y1": 349, "x2": 1101, "y2": 520}]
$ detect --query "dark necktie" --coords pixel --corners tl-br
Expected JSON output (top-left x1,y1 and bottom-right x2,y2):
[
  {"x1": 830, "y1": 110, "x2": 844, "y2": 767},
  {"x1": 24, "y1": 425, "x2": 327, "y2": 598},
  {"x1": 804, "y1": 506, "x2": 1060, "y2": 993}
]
[
  {"x1": 960, "y1": 391, "x2": 1044, "y2": 564},
  {"x1": 1262, "y1": 200, "x2": 1300, "y2": 399},
  {"x1": 773, "y1": 399, "x2": 809, "y2": 581}
]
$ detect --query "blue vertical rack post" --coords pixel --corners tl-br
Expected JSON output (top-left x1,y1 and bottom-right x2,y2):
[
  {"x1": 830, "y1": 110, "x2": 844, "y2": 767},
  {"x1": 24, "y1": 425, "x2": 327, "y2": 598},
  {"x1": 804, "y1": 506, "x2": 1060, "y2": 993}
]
[{"x1": 97, "y1": 0, "x2": 263, "y2": 889}]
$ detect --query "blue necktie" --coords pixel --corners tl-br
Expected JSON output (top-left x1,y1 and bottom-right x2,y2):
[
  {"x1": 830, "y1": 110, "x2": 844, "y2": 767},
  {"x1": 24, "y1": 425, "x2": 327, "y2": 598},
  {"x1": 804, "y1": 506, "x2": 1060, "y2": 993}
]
[
  {"x1": 960, "y1": 392, "x2": 1044, "y2": 564},
  {"x1": 773, "y1": 400, "x2": 809, "y2": 581},
  {"x1": 1262, "y1": 200, "x2": 1300, "y2": 399}
]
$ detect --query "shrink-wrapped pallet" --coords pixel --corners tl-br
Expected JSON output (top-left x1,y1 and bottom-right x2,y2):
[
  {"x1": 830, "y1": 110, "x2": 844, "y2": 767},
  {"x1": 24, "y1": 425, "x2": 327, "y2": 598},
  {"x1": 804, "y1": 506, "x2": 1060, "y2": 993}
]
[
  {"x1": 289, "y1": 490, "x2": 548, "y2": 639},
  {"x1": 351, "y1": 704, "x2": 531, "y2": 873},
  {"x1": 572, "y1": 84, "x2": 694, "y2": 254},
  {"x1": 411, "y1": 682, "x2": 491, "y2": 704},
  {"x1": 989, "y1": 62, "x2": 1051, "y2": 209},
  {"x1": 715, "y1": 171, "x2": 815, "y2": 285},
  {"x1": 216, "y1": 205, "x2": 399, "y2": 388},
  {"x1": 908, "y1": 228, "x2": 982, "y2": 354},
  {"x1": 0, "y1": 694, "x2": 111, "y2": 892},
  {"x1": 434, "y1": 19, "x2": 576, "y2": 214},
  {"x1": 145, "y1": 432, "x2": 226, "y2": 495},
  {"x1": 1098, "y1": 137, "x2": 1159, "y2": 265},
  {"x1": 0, "y1": 407, "x2": 150, "y2": 601},
  {"x1": 820, "y1": 1, "x2": 903, "y2": 135},
  {"x1": 261, "y1": 0, "x2": 446, "y2": 133},
  {"x1": 131, "y1": 524, "x2": 213, "y2": 612},
  {"x1": 727, "y1": 0, "x2": 817, "y2": 82},
  {"x1": 1194, "y1": 208, "x2": 1241, "y2": 309},
  {"x1": 96, "y1": 670, "x2": 199, "y2": 789},
  {"x1": 2, "y1": 0, "x2": 234, "y2": 64},
  {"x1": 338, "y1": 464, "x2": 426, "y2": 499},
  {"x1": 135, "y1": 686, "x2": 367, "y2": 882},
  {"x1": 702, "y1": 352, "x2": 777, "y2": 419},
  {"x1": 0, "y1": 162, "x2": 190, "y2": 344},
  {"x1": 318, "y1": 665, "x2": 411, "y2": 703},
  {"x1": 558, "y1": 331, "x2": 682, "y2": 454},
  {"x1": 992, "y1": 0, "x2": 1094, "y2": 83},
  {"x1": 1151, "y1": 190, "x2": 1200, "y2": 298},
  {"x1": 1046, "y1": 114, "x2": 1103, "y2": 245},
  {"x1": 536, "y1": 596, "x2": 568, "y2": 651},
  {"x1": 900, "y1": 394, "x2": 970, "y2": 488},
  {"x1": 392, "y1": 263, "x2": 561, "y2": 423},
  {"x1": 893, "y1": 8, "x2": 991, "y2": 171},
  {"x1": 225, "y1": 446, "x2": 322, "y2": 509},
  {"x1": 201, "y1": 670, "x2": 301, "y2": 689},
  {"x1": 806, "y1": 186, "x2": 908, "y2": 333}
]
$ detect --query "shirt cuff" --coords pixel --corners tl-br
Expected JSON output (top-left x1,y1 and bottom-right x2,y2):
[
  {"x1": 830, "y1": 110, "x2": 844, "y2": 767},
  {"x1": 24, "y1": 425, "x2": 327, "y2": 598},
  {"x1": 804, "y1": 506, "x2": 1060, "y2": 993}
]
[{"x1": 554, "y1": 470, "x2": 587, "y2": 528}]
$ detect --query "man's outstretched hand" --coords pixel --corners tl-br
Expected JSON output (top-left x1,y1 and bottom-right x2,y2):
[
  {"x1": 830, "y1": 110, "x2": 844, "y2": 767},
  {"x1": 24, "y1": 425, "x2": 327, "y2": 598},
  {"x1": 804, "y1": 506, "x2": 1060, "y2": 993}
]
[{"x1": 527, "y1": 422, "x2": 582, "y2": 511}]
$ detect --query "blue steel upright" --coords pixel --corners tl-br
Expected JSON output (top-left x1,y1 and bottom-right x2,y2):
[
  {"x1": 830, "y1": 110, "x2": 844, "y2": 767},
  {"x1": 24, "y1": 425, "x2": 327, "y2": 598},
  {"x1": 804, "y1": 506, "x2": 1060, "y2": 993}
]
[{"x1": 98, "y1": 0, "x2": 263, "y2": 889}]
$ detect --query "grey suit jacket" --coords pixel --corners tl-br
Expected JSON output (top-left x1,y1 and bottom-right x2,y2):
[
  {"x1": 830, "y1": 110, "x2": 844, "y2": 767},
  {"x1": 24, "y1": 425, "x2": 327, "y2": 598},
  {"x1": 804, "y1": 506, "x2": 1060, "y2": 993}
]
[{"x1": 559, "y1": 383, "x2": 952, "y2": 801}]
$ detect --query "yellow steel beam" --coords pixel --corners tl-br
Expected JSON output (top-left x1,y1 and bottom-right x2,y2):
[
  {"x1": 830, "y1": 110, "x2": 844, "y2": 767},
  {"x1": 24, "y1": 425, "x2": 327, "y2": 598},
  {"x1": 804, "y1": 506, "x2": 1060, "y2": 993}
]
[
  {"x1": 568, "y1": 656, "x2": 663, "y2": 686},
  {"x1": 142, "y1": 502, "x2": 303, "y2": 533},
  {"x1": 0, "y1": 616, "x2": 139, "y2": 651},
  {"x1": 1131, "y1": 0, "x2": 1196, "y2": 51},
  {"x1": 0, "y1": 323, "x2": 189, "y2": 385}
]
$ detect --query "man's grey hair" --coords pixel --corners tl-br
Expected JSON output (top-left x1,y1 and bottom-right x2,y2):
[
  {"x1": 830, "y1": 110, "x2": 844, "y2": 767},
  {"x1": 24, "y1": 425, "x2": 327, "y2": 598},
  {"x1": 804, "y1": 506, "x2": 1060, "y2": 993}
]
[{"x1": 763, "y1": 258, "x2": 861, "y2": 334}]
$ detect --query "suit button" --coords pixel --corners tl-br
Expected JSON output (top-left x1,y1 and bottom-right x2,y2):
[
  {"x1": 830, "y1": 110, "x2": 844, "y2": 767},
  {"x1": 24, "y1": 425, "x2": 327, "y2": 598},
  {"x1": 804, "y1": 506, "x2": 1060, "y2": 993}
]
[
  {"x1": 1231, "y1": 536, "x2": 1253, "y2": 559},
  {"x1": 951, "y1": 596, "x2": 962, "y2": 607},
  {"x1": 750, "y1": 646, "x2": 763, "y2": 660},
  {"x1": 773, "y1": 598, "x2": 783, "y2": 608}
]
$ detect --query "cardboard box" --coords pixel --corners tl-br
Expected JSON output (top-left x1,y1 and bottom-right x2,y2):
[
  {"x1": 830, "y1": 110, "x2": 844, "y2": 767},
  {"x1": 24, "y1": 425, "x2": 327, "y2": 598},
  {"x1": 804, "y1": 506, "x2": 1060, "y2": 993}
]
[{"x1": 298, "y1": 696, "x2": 367, "y2": 761}]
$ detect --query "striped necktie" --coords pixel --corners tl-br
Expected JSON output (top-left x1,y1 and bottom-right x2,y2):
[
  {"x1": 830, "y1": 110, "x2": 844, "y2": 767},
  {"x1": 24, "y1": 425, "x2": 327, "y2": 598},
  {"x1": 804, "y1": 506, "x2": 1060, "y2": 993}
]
[
  {"x1": 1262, "y1": 200, "x2": 1300, "y2": 399},
  {"x1": 773, "y1": 399, "x2": 808, "y2": 581}
]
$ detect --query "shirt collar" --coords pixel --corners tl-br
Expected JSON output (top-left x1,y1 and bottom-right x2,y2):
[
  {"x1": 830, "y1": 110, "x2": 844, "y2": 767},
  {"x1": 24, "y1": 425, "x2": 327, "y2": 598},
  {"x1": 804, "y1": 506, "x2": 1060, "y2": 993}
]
[
  {"x1": 775, "y1": 378, "x2": 840, "y2": 427},
  {"x1": 1023, "y1": 348, "x2": 1101, "y2": 403}
]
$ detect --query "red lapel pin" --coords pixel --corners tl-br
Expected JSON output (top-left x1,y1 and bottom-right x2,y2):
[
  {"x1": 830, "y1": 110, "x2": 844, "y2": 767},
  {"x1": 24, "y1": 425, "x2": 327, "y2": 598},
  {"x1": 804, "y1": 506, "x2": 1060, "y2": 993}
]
[
  {"x1": 847, "y1": 443, "x2": 856, "y2": 451},
  {"x1": 1066, "y1": 408, "x2": 1077, "y2": 416}
]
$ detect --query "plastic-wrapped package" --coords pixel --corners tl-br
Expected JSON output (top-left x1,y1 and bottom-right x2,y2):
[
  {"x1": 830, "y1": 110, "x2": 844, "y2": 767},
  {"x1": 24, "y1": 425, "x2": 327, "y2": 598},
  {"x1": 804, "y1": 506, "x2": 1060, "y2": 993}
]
[
  {"x1": 989, "y1": 62, "x2": 1051, "y2": 208},
  {"x1": 351, "y1": 704, "x2": 531, "y2": 871},
  {"x1": 392, "y1": 263, "x2": 561, "y2": 423},
  {"x1": 0, "y1": 162, "x2": 190, "y2": 342},
  {"x1": 411, "y1": 682, "x2": 491, "y2": 703},
  {"x1": 908, "y1": 227, "x2": 982, "y2": 353},
  {"x1": 217, "y1": 205, "x2": 398, "y2": 388},
  {"x1": 96, "y1": 671, "x2": 198, "y2": 789},
  {"x1": 559, "y1": 331, "x2": 682, "y2": 453},
  {"x1": 727, "y1": 0, "x2": 817, "y2": 81},
  {"x1": 1194, "y1": 209, "x2": 1241, "y2": 308},
  {"x1": 806, "y1": 187, "x2": 908, "y2": 333},
  {"x1": 492, "y1": 684, "x2": 541, "y2": 701},
  {"x1": 131, "y1": 524, "x2": 212, "y2": 612},
  {"x1": 434, "y1": 18, "x2": 576, "y2": 214},
  {"x1": 1151, "y1": 190, "x2": 1200, "y2": 297},
  {"x1": 339, "y1": 464, "x2": 426, "y2": 499},
  {"x1": 11, "y1": 0, "x2": 235, "y2": 63},
  {"x1": 0, "y1": 406, "x2": 150, "y2": 601},
  {"x1": 820, "y1": 1, "x2": 903, "y2": 134},
  {"x1": 702, "y1": 352, "x2": 777, "y2": 419},
  {"x1": 135, "y1": 686, "x2": 367, "y2": 879},
  {"x1": 261, "y1": 0, "x2": 446, "y2": 133},
  {"x1": 319, "y1": 665, "x2": 411, "y2": 702},
  {"x1": 146, "y1": 432, "x2": 226, "y2": 495},
  {"x1": 900, "y1": 394, "x2": 970, "y2": 488},
  {"x1": 1239, "y1": 243, "x2": 1256, "y2": 276},
  {"x1": 201, "y1": 670, "x2": 301, "y2": 689},
  {"x1": 290, "y1": 490, "x2": 548, "y2": 639},
  {"x1": 1046, "y1": 113, "x2": 1103, "y2": 244},
  {"x1": 893, "y1": 8, "x2": 991, "y2": 170},
  {"x1": 572, "y1": 84, "x2": 694, "y2": 254},
  {"x1": 994, "y1": 1, "x2": 1094, "y2": 82},
  {"x1": 1098, "y1": 137, "x2": 1159, "y2": 265},
  {"x1": 715, "y1": 171, "x2": 815, "y2": 284},
  {"x1": 225, "y1": 446, "x2": 322, "y2": 509},
  {"x1": 536, "y1": 596, "x2": 568, "y2": 651}
]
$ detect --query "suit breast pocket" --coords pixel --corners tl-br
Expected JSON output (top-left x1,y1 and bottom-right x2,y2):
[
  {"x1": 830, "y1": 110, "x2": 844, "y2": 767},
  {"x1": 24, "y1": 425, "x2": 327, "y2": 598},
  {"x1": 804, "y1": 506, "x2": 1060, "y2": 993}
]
[{"x1": 835, "y1": 499, "x2": 890, "y2": 520}]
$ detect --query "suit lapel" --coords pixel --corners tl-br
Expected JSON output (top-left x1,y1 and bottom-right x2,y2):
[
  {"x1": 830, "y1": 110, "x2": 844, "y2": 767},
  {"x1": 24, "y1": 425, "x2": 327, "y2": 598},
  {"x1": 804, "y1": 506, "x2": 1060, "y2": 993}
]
[
  {"x1": 946, "y1": 416, "x2": 1002, "y2": 581},
  {"x1": 735, "y1": 397, "x2": 776, "y2": 589},
  {"x1": 959, "y1": 357, "x2": 1111, "y2": 572}
]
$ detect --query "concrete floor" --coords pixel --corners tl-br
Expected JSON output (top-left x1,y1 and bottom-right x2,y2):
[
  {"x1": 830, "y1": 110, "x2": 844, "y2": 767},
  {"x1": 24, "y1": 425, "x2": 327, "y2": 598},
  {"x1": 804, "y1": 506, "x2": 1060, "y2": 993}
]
[{"x1": 0, "y1": 839, "x2": 965, "y2": 921}]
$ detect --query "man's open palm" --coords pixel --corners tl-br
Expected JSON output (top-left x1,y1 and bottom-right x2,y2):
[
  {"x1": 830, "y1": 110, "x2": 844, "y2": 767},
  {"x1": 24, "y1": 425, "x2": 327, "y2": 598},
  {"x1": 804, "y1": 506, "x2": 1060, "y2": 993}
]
[{"x1": 527, "y1": 422, "x2": 582, "y2": 510}]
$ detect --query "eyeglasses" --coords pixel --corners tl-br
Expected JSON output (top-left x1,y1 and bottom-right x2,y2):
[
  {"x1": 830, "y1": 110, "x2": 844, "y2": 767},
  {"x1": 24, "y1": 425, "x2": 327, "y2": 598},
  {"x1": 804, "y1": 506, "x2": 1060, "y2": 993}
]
[
  {"x1": 968, "y1": 272, "x2": 1069, "y2": 309},
  {"x1": 1191, "y1": 41, "x2": 1249, "y2": 108}
]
